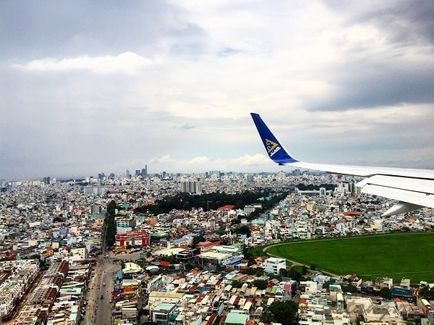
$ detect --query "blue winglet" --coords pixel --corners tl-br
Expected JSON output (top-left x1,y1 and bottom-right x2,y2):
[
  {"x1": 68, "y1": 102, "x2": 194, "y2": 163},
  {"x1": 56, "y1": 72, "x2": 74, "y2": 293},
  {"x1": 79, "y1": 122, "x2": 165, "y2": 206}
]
[{"x1": 250, "y1": 113, "x2": 298, "y2": 165}]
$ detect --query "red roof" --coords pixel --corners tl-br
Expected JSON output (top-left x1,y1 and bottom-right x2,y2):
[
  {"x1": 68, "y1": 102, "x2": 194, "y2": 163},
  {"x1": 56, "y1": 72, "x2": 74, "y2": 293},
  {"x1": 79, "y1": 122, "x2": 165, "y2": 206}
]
[
  {"x1": 159, "y1": 261, "x2": 170, "y2": 267},
  {"x1": 116, "y1": 230, "x2": 149, "y2": 240},
  {"x1": 217, "y1": 205, "x2": 236, "y2": 211},
  {"x1": 342, "y1": 211, "x2": 361, "y2": 216},
  {"x1": 196, "y1": 293, "x2": 206, "y2": 303},
  {"x1": 122, "y1": 287, "x2": 135, "y2": 293},
  {"x1": 197, "y1": 241, "x2": 221, "y2": 247},
  {"x1": 206, "y1": 313, "x2": 217, "y2": 325}
]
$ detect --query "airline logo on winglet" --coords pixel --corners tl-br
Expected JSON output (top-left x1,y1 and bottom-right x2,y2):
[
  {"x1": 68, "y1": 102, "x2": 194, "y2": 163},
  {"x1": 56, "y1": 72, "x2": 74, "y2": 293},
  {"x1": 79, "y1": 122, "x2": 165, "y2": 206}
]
[{"x1": 265, "y1": 139, "x2": 281, "y2": 157}]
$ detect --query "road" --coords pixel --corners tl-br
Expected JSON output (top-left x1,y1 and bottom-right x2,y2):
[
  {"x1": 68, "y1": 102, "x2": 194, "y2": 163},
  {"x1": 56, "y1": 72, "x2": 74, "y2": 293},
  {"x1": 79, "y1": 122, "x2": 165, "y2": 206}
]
[
  {"x1": 96, "y1": 257, "x2": 120, "y2": 325},
  {"x1": 82, "y1": 218, "x2": 120, "y2": 325},
  {"x1": 109, "y1": 250, "x2": 142, "y2": 261},
  {"x1": 82, "y1": 256, "x2": 120, "y2": 325}
]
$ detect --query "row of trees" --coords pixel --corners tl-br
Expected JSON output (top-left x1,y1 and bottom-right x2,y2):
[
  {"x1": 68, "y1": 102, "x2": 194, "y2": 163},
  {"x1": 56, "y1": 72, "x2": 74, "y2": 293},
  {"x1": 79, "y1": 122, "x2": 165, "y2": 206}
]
[
  {"x1": 244, "y1": 191, "x2": 289, "y2": 220},
  {"x1": 136, "y1": 190, "x2": 288, "y2": 215},
  {"x1": 295, "y1": 183, "x2": 337, "y2": 191},
  {"x1": 105, "y1": 200, "x2": 117, "y2": 247}
]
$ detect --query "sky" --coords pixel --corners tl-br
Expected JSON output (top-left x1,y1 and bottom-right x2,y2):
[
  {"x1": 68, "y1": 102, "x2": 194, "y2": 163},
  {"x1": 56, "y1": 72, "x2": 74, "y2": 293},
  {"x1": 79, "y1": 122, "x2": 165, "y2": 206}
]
[{"x1": 1, "y1": 0, "x2": 434, "y2": 179}]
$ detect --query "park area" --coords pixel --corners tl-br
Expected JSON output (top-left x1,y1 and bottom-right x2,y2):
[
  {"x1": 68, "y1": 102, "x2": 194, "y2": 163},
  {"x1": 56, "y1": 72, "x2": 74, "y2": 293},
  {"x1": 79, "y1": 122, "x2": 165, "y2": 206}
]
[{"x1": 266, "y1": 232, "x2": 434, "y2": 283}]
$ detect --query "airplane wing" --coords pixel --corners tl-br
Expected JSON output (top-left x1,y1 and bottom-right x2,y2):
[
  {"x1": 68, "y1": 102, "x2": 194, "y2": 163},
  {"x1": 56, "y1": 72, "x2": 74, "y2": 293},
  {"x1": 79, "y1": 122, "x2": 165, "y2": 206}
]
[{"x1": 250, "y1": 113, "x2": 434, "y2": 216}]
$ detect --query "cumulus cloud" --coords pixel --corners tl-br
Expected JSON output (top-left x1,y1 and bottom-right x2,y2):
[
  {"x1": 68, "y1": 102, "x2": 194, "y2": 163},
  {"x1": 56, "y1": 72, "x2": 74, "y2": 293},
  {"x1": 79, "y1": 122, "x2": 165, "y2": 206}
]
[
  {"x1": 233, "y1": 154, "x2": 269, "y2": 165},
  {"x1": 145, "y1": 154, "x2": 276, "y2": 173},
  {"x1": 189, "y1": 156, "x2": 210, "y2": 164},
  {"x1": 13, "y1": 52, "x2": 154, "y2": 74}
]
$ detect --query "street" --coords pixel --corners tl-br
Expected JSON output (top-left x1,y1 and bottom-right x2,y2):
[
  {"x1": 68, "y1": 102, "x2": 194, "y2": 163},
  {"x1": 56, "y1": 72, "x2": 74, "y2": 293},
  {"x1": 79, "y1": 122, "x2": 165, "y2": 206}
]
[{"x1": 82, "y1": 256, "x2": 120, "y2": 325}]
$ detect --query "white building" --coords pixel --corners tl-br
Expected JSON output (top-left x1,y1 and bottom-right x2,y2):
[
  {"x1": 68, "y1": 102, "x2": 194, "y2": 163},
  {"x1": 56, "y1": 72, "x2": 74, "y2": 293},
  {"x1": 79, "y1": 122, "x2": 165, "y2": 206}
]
[
  {"x1": 181, "y1": 180, "x2": 202, "y2": 194},
  {"x1": 264, "y1": 257, "x2": 286, "y2": 275},
  {"x1": 71, "y1": 247, "x2": 88, "y2": 260}
]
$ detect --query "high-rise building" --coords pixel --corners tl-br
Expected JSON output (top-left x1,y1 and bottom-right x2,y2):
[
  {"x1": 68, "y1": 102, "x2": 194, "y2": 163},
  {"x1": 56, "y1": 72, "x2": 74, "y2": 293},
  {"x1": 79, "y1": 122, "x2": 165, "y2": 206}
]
[
  {"x1": 125, "y1": 169, "x2": 131, "y2": 179},
  {"x1": 141, "y1": 165, "x2": 148, "y2": 177},
  {"x1": 319, "y1": 187, "x2": 326, "y2": 197},
  {"x1": 83, "y1": 185, "x2": 107, "y2": 196},
  {"x1": 181, "y1": 180, "x2": 202, "y2": 195}
]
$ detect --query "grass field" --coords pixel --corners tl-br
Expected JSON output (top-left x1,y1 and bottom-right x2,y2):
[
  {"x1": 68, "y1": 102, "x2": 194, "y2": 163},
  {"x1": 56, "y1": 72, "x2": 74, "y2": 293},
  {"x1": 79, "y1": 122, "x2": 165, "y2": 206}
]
[{"x1": 266, "y1": 232, "x2": 434, "y2": 283}]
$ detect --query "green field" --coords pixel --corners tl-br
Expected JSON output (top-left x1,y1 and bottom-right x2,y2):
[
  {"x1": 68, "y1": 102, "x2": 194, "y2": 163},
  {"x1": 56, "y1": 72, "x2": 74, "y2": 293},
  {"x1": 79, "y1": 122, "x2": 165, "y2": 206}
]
[{"x1": 266, "y1": 232, "x2": 434, "y2": 283}]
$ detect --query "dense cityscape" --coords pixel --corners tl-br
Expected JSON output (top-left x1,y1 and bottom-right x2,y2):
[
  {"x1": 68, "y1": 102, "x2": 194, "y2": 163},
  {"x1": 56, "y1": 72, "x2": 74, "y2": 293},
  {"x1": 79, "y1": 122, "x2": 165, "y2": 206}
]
[
  {"x1": 0, "y1": 168, "x2": 433, "y2": 325},
  {"x1": 2, "y1": 1, "x2": 434, "y2": 324}
]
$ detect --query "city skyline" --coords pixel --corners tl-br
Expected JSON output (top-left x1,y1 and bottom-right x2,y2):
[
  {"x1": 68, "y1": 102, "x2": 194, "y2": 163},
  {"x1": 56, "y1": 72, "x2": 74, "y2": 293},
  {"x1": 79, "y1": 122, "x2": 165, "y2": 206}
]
[{"x1": 1, "y1": 0, "x2": 434, "y2": 179}]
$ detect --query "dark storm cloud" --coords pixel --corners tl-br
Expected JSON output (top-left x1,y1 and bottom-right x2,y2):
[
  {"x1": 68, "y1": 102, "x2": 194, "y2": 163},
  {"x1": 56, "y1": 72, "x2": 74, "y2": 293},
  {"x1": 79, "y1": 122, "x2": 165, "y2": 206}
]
[
  {"x1": 350, "y1": 0, "x2": 434, "y2": 45},
  {"x1": 0, "y1": 0, "x2": 204, "y2": 61},
  {"x1": 308, "y1": 62, "x2": 434, "y2": 111},
  {"x1": 323, "y1": 0, "x2": 434, "y2": 45},
  {"x1": 307, "y1": 0, "x2": 434, "y2": 111}
]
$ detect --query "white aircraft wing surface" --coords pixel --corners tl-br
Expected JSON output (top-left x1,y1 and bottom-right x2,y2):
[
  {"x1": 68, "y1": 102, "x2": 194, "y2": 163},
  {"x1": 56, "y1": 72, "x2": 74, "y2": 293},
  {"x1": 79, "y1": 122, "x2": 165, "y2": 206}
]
[{"x1": 251, "y1": 113, "x2": 434, "y2": 216}]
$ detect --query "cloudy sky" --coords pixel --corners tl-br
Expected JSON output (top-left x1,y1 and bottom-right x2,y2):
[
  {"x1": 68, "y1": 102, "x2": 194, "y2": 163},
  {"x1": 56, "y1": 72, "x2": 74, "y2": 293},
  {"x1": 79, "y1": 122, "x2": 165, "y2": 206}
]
[{"x1": 1, "y1": 0, "x2": 434, "y2": 179}]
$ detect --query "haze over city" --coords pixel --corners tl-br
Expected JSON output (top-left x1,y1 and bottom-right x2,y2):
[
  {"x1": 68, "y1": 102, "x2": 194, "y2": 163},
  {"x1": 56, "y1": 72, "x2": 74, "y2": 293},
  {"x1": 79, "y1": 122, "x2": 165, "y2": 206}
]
[{"x1": 1, "y1": 0, "x2": 434, "y2": 178}]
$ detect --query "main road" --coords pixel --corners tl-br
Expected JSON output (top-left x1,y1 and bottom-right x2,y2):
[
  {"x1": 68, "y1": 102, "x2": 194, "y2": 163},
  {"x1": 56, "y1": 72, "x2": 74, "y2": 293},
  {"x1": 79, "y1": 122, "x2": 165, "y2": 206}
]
[
  {"x1": 82, "y1": 256, "x2": 120, "y2": 325},
  {"x1": 82, "y1": 219, "x2": 120, "y2": 325}
]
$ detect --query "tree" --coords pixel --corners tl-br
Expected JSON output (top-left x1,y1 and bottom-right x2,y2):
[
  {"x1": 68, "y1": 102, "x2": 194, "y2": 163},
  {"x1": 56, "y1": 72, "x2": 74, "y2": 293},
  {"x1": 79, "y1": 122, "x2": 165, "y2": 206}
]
[
  {"x1": 289, "y1": 266, "x2": 303, "y2": 281},
  {"x1": 379, "y1": 287, "x2": 392, "y2": 300},
  {"x1": 164, "y1": 255, "x2": 177, "y2": 264},
  {"x1": 260, "y1": 311, "x2": 273, "y2": 323},
  {"x1": 279, "y1": 268, "x2": 288, "y2": 277},
  {"x1": 242, "y1": 247, "x2": 253, "y2": 260},
  {"x1": 105, "y1": 200, "x2": 117, "y2": 247},
  {"x1": 341, "y1": 283, "x2": 358, "y2": 293},
  {"x1": 107, "y1": 200, "x2": 117, "y2": 215},
  {"x1": 322, "y1": 280, "x2": 333, "y2": 290},
  {"x1": 232, "y1": 280, "x2": 242, "y2": 288},
  {"x1": 192, "y1": 235, "x2": 206, "y2": 246},
  {"x1": 237, "y1": 225, "x2": 251, "y2": 237},
  {"x1": 269, "y1": 300, "x2": 298, "y2": 325},
  {"x1": 419, "y1": 286, "x2": 434, "y2": 300},
  {"x1": 253, "y1": 279, "x2": 268, "y2": 290}
]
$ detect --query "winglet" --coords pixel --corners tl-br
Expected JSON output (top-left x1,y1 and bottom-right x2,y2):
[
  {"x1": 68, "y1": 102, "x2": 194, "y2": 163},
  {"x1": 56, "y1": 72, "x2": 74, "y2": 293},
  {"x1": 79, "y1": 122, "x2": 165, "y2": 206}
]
[{"x1": 250, "y1": 113, "x2": 298, "y2": 165}]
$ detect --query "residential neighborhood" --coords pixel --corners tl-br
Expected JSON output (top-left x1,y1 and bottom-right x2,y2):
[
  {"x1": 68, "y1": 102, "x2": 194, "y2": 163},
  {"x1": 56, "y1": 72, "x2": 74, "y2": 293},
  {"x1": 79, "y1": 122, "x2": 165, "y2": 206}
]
[{"x1": 1, "y1": 171, "x2": 433, "y2": 324}]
